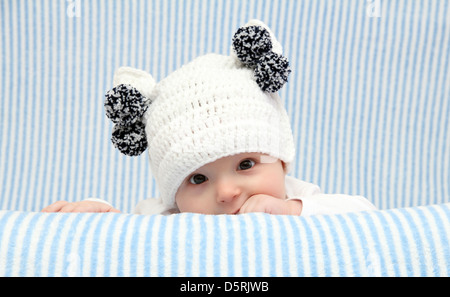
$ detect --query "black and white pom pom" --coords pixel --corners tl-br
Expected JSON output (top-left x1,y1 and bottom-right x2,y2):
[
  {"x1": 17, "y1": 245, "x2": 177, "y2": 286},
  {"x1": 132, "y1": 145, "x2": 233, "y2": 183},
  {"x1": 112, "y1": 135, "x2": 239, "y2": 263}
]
[
  {"x1": 105, "y1": 83, "x2": 150, "y2": 156},
  {"x1": 111, "y1": 122, "x2": 148, "y2": 156},
  {"x1": 254, "y1": 52, "x2": 291, "y2": 93},
  {"x1": 105, "y1": 84, "x2": 149, "y2": 127},
  {"x1": 232, "y1": 26, "x2": 272, "y2": 67}
]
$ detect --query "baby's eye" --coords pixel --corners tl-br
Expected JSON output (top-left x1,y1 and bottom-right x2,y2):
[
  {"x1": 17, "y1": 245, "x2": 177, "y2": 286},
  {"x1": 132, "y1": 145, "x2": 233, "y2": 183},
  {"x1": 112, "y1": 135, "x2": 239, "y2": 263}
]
[
  {"x1": 238, "y1": 159, "x2": 255, "y2": 170},
  {"x1": 189, "y1": 174, "x2": 208, "y2": 185}
]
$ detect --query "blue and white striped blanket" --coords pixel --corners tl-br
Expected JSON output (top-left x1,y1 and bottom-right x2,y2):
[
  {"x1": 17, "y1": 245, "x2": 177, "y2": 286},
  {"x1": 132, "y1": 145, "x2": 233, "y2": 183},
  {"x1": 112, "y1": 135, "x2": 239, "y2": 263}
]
[
  {"x1": 1, "y1": 0, "x2": 449, "y2": 277},
  {"x1": 1, "y1": 203, "x2": 449, "y2": 277}
]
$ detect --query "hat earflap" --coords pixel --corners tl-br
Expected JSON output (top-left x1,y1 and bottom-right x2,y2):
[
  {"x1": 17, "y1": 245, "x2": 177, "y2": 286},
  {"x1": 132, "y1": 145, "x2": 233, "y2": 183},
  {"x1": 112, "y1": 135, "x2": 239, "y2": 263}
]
[
  {"x1": 104, "y1": 67, "x2": 155, "y2": 156},
  {"x1": 232, "y1": 22, "x2": 291, "y2": 93}
]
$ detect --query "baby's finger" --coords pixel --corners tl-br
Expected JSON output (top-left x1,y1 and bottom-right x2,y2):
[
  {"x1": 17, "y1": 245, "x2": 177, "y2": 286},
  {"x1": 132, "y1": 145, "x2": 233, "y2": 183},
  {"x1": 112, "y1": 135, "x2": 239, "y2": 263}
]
[
  {"x1": 237, "y1": 200, "x2": 255, "y2": 214},
  {"x1": 41, "y1": 201, "x2": 70, "y2": 212},
  {"x1": 59, "y1": 203, "x2": 77, "y2": 213}
]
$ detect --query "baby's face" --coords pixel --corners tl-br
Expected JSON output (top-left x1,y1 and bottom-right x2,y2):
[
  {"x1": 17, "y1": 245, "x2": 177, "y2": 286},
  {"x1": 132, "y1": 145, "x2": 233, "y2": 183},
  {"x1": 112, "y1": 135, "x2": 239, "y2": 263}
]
[{"x1": 175, "y1": 153, "x2": 287, "y2": 215}]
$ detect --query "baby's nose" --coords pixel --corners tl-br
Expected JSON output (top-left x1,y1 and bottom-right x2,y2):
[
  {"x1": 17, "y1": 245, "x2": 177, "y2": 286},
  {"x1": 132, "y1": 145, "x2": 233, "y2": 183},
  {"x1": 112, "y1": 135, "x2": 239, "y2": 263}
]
[{"x1": 216, "y1": 179, "x2": 242, "y2": 203}]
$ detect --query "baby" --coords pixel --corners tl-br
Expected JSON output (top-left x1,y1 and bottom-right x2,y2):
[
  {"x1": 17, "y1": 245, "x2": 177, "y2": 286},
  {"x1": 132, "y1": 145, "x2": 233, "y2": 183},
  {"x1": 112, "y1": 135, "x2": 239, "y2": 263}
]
[{"x1": 42, "y1": 20, "x2": 376, "y2": 216}]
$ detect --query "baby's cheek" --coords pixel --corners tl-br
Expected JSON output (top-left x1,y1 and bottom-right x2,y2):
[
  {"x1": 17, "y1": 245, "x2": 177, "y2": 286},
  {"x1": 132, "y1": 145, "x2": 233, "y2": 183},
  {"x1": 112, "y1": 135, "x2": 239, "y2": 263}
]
[
  {"x1": 176, "y1": 192, "x2": 217, "y2": 214},
  {"x1": 258, "y1": 176, "x2": 286, "y2": 199}
]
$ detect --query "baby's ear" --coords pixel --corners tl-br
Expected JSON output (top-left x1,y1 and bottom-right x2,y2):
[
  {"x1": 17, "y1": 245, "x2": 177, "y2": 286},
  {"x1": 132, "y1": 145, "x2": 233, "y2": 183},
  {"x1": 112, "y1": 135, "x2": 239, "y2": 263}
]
[{"x1": 113, "y1": 67, "x2": 156, "y2": 99}]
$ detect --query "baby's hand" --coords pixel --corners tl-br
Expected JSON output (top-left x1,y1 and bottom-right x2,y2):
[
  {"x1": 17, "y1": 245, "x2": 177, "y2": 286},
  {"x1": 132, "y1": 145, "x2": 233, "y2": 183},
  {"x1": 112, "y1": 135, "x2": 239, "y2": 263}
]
[
  {"x1": 238, "y1": 194, "x2": 302, "y2": 215},
  {"x1": 41, "y1": 200, "x2": 121, "y2": 213}
]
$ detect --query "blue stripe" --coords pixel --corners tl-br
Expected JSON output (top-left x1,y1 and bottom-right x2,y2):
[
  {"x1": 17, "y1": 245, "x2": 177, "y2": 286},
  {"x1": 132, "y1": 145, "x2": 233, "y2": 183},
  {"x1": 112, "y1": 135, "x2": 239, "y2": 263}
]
[
  {"x1": 370, "y1": 1, "x2": 390, "y2": 204},
  {"x1": 428, "y1": 205, "x2": 450, "y2": 274},
  {"x1": 50, "y1": 0, "x2": 61, "y2": 210},
  {"x1": 0, "y1": 0, "x2": 5, "y2": 208},
  {"x1": 103, "y1": 214, "x2": 119, "y2": 276},
  {"x1": 75, "y1": 213, "x2": 99, "y2": 276},
  {"x1": 81, "y1": 2, "x2": 92, "y2": 203},
  {"x1": 226, "y1": 216, "x2": 235, "y2": 276},
  {"x1": 38, "y1": 0, "x2": 51, "y2": 209},
  {"x1": 334, "y1": 215, "x2": 359, "y2": 275},
  {"x1": 287, "y1": 215, "x2": 304, "y2": 276},
  {"x1": 310, "y1": 216, "x2": 332, "y2": 275},
  {"x1": 99, "y1": 0, "x2": 109, "y2": 207},
  {"x1": 298, "y1": 0, "x2": 313, "y2": 181},
  {"x1": 372, "y1": 211, "x2": 401, "y2": 276},
  {"x1": 33, "y1": 213, "x2": 58, "y2": 276},
  {"x1": 346, "y1": 212, "x2": 371, "y2": 276},
  {"x1": 15, "y1": 0, "x2": 26, "y2": 211},
  {"x1": 353, "y1": 1, "x2": 368, "y2": 196},
  {"x1": 46, "y1": 0, "x2": 57, "y2": 209},
  {"x1": 0, "y1": 211, "x2": 15, "y2": 240},
  {"x1": 291, "y1": 0, "x2": 306, "y2": 179},
  {"x1": 398, "y1": 207, "x2": 428, "y2": 276},
  {"x1": 307, "y1": 0, "x2": 321, "y2": 185},
  {"x1": 326, "y1": 0, "x2": 343, "y2": 193},
  {"x1": 143, "y1": 214, "x2": 156, "y2": 275},
  {"x1": 388, "y1": 210, "x2": 414, "y2": 276},
  {"x1": 248, "y1": 214, "x2": 263, "y2": 275},
  {"x1": 218, "y1": 0, "x2": 227, "y2": 54},
  {"x1": 129, "y1": 214, "x2": 144, "y2": 276},
  {"x1": 213, "y1": 214, "x2": 221, "y2": 276},
  {"x1": 91, "y1": 0, "x2": 103, "y2": 202},
  {"x1": 184, "y1": 214, "x2": 193, "y2": 276},
  {"x1": 301, "y1": 217, "x2": 316, "y2": 276},
  {"x1": 0, "y1": 212, "x2": 19, "y2": 276},
  {"x1": 399, "y1": 1, "x2": 419, "y2": 208},
  {"x1": 18, "y1": 212, "x2": 41, "y2": 276},
  {"x1": 74, "y1": 0, "x2": 85, "y2": 203},
  {"x1": 416, "y1": 3, "x2": 433, "y2": 205},
  {"x1": 62, "y1": 213, "x2": 82, "y2": 277},
  {"x1": 59, "y1": 0, "x2": 70, "y2": 208},
  {"x1": 362, "y1": 213, "x2": 389, "y2": 276},
  {"x1": 117, "y1": 214, "x2": 131, "y2": 277},
  {"x1": 170, "y1": 214, "x2": 179, "y2": 276},
  {"x1": 388, "y1": 0, "x2": 409, "y2": 209},
  {"x1": 90, "y1": 214, "x2": 104, "y2": 277},
  {"x1": 416, "y1": 208, "x2": 440, "y2": 276},
  {"x1": 340, "y1": 3, "x2": 358, "y2": 194},
  {"x1": 322, "y1": 215, "x2": 347, "y2": 276},
  {"x1": 264, "y1": 214, "x2": 276, "y2": 276},
  {"x1": 10, "y1": 0, "x2": 22, "y2": 210},
  {"x1": 380, "y1": 0, "x2": 401, "y2": 209},
  {"x1": 47, "y1": 213, "x2": 71, "y2": 276},
  {"x1": 157, "y1": 213, "x2": 167, "y2": 276},
  {"x1": 275, "y1": 216, "x2": 290, "y2": 276},
  {"x1": 5, "y1": 0, "x2": 15, "y2": 210},
  {"x1": 63, "y1": 0, "x2": 74, "y2": 204},
  {"x1": 411, "y1": 2, "x2": 431, "y2": 206},
  {"x1": 238, "y1": 215, "x2": 248, "y2": 276},
  {"x1": 365, "y1": 11, "x2": 381, "y2": 201},
  {"x1": 317, "y1": 0, "x2": 332, "y2": 190}
]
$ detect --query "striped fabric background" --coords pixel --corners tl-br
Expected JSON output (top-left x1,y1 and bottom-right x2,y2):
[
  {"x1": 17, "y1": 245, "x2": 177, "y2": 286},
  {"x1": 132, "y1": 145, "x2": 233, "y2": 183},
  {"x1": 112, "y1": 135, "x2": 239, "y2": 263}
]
[
  {"x1": 1, "y1": 203, "x2": 449, "y2": 277},
  {"x1": 1, "y1": 0, "x2": 449, "y2": 213}
]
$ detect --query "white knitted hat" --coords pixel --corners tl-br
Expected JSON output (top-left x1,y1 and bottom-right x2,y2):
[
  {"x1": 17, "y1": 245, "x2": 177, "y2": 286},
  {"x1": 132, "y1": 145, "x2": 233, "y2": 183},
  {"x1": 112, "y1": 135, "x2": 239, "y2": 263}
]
[{"x1": 105, "y1": 20, "x2": 295, "y2": 209}]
